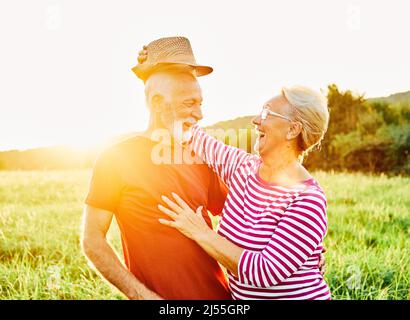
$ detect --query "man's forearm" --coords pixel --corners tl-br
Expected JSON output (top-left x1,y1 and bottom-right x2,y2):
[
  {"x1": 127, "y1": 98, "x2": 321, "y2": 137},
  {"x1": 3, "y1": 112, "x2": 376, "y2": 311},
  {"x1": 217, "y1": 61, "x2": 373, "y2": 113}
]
[{"x1": 82, "y1": 237, "x2": 161, "y2": 300}]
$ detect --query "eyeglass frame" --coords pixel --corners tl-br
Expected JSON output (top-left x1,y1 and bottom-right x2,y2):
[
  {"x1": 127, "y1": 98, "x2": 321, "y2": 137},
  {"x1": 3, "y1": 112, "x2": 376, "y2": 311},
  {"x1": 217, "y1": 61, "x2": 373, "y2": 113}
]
[{"x1": 260, "y1": 107, "x2": 292, "y2": 122}]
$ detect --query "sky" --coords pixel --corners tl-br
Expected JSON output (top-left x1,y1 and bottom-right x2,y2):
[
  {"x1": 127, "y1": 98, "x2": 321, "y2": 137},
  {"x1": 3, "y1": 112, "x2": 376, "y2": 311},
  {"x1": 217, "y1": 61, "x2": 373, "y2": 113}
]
[{"x1": 1, "y1": 0, "x2": 409, "y2": 151}]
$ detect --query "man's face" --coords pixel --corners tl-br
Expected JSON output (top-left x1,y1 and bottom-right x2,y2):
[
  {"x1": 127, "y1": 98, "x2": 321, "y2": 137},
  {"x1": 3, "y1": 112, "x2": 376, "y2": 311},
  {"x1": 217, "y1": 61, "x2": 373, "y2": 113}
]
[{"x1": 161, "y1": 74, "x2": 203, "y2": 141}]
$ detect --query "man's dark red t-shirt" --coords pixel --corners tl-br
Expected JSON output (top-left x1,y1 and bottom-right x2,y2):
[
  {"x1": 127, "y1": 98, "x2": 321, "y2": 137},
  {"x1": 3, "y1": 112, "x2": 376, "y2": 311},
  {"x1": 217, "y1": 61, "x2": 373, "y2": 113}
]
[{"x1": 85, "y1": 135, "x2": 231, "y2": 299}]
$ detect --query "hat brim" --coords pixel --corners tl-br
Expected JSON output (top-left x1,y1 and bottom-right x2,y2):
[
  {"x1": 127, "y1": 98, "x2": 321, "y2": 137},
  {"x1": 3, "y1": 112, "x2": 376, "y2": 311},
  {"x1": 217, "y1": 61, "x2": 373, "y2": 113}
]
[{"x1": 132, "y1": 62, "x2": 213, "y2": 81}]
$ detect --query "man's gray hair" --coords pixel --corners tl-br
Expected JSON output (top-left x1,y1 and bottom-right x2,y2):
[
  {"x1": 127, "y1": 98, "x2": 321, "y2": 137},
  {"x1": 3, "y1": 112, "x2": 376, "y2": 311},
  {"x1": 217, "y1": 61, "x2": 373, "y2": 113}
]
[{"x1": 144, "y1": 65, "x2": 195, "y2": 108}]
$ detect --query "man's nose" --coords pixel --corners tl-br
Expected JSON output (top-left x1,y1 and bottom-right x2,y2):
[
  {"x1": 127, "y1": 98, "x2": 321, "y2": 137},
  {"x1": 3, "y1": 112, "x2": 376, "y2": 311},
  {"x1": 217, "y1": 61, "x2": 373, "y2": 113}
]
[{"x1": 192, "y1": 106, "x2": 203, "y2": 121}]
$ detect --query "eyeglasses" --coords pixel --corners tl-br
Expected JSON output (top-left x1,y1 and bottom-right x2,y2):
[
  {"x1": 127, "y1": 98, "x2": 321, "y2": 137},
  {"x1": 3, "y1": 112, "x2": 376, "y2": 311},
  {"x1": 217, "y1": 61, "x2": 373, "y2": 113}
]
[{"x1": 260, "y1": 107, "x2": 292, "y2": 122}]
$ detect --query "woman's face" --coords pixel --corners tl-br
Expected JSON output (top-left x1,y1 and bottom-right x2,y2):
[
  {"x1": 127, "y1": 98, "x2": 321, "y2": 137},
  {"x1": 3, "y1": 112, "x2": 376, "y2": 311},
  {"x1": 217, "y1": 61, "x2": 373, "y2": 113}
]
[{"x1": 252, "y1": 95, "x2": 294, "y2": 157}]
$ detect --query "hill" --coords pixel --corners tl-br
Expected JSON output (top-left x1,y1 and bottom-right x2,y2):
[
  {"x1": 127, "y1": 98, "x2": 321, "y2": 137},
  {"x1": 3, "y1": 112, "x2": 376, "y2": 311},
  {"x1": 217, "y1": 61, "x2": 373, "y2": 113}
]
[
  {"x1": 368, "y1": 90, "x2": 410, "y2": 104},
  {"x1": 206, "y1": 115, "x2": 255, "y2": 130}
]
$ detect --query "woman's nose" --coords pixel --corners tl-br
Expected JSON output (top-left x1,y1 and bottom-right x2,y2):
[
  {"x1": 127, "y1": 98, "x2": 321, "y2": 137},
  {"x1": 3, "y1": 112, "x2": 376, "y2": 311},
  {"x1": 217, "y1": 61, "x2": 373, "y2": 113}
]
[{"x1": 252, "y1": 115, "x2": 261, "y2": 126}]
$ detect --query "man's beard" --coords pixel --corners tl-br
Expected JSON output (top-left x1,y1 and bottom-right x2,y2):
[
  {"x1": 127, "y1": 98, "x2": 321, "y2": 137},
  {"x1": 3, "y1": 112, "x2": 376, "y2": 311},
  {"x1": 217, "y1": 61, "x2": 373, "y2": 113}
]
[{"x1": 168, "y1": 120, "x2": 193, "y2": 144}]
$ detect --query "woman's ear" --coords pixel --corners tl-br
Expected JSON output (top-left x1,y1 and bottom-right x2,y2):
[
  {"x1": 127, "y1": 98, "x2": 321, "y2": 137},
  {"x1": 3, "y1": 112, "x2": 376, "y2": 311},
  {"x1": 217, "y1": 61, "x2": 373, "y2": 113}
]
[{"x1": 286, "y1": 121, "x2": 303, "y2": 140}]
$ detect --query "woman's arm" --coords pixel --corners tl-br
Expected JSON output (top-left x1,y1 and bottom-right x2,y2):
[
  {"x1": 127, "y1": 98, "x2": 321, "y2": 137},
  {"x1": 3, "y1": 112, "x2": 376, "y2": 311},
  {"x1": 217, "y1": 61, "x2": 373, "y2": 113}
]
[
  {"x1": 193, "y1": 227, "x2": 244, "y2": 277},
  {"x1": 158, "y1": 190, "x2": 328, "y2": 287},
  {"x1": 188, "y1": 125, "x2": 253, "y2": 186},
  {"x1": 158, "y1": 193, "x2": 243, "y2": 276}
]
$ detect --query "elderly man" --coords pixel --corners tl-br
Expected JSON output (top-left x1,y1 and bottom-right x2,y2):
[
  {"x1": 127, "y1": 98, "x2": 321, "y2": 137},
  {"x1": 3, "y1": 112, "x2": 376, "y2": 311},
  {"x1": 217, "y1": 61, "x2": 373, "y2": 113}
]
[{"x1": 81, "y1": 37, "x2": 231, "y2": 300}]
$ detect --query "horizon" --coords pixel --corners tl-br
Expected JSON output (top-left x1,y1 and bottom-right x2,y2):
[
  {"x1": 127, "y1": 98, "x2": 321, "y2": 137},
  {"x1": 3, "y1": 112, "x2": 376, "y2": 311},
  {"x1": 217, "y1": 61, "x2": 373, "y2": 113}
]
[{"x1": 1, "y1": 0, "x2": 409, "y2": 151}]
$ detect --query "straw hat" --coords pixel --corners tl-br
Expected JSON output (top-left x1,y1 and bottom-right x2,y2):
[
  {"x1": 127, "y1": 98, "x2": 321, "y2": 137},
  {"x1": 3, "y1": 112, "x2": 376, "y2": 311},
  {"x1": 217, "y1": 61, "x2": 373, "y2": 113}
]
[{"x1": 131, "y1": 36, "x2": 213, "y2": 81}]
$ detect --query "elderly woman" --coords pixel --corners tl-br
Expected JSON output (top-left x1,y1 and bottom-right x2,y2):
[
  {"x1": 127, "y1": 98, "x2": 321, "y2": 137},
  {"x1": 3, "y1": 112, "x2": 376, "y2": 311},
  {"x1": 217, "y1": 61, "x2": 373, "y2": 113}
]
[{"x1": 158, "y1": 86, "x2": 331, "y2": 300}]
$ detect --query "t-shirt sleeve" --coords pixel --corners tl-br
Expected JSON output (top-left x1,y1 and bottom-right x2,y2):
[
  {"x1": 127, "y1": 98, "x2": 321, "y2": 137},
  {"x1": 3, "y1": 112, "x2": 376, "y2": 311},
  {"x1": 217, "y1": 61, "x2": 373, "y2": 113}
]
[
  {"x1": 206, "y1": 170, "x2": 229, "y2": 216},
  {"x1": 85, "y1": 147, "x2": 122, "y2": 213}
]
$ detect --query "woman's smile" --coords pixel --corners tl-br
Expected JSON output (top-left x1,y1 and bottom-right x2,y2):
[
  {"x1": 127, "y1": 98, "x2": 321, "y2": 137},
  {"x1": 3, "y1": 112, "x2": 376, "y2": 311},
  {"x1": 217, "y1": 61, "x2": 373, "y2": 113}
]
[
  {"x1": 255, "y1": 127, "x2": 266, "y2": 152},
  {"x1": 256, "y1": 128, "x2": 265, "y2": 138}
]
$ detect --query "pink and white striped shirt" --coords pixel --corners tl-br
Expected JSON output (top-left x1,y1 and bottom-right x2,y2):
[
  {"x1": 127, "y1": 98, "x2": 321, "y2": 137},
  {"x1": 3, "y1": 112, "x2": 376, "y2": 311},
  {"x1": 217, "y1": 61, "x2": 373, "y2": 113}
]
[{"x1": 190, "y1": 126, "x2": 331, "y2": 300}]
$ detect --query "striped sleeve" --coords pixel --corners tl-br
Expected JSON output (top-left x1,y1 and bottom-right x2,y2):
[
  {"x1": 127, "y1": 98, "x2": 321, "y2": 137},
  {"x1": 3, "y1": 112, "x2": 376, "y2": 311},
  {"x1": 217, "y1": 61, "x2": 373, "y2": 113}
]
[
  {"x1": 190, "y1": 125, "x2": 252, "y2": 186},
  {"x1": 237, "y1": 188, "x2": 328, "y2": 287}
]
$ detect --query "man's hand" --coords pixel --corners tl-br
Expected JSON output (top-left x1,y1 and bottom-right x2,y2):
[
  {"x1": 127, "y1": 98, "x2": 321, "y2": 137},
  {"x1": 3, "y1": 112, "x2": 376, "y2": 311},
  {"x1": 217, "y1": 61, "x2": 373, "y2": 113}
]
[
  {"x1": 129, "y1": 290, "x2": 163, "y2": 300},
  {"x1": 319, "y1": 246, "x2": 327, "y2": 276}
]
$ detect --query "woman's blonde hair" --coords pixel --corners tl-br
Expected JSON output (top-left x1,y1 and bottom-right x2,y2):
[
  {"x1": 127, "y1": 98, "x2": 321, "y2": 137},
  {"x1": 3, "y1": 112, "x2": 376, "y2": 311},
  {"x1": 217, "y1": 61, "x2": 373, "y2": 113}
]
[{"x1": 282, "y1": 86, "x2": 329, "y2": 156}]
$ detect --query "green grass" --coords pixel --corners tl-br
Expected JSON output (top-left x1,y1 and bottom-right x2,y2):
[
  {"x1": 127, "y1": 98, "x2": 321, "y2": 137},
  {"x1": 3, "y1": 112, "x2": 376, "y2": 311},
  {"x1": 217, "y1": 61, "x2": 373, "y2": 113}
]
[{"x1": 0, "y1": 170, "x2": 409, "y2": 300}]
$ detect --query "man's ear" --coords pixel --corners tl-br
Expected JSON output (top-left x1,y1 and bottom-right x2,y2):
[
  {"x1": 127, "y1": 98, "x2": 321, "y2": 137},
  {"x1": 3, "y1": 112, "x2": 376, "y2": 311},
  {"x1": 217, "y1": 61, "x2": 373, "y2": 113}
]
[
  {"x1": 151, "y1": 94, "x2": 164, "y2": 113},
  {"x1": 286, "y1": 121, "x2": 303, "y2": 140}
]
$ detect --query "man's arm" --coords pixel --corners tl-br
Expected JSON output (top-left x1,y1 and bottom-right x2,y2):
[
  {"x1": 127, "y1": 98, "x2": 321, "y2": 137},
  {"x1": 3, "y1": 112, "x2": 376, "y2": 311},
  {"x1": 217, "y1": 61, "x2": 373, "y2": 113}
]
[{"x1": 81, "y1": 204, "x2": 162, "y2": 300}]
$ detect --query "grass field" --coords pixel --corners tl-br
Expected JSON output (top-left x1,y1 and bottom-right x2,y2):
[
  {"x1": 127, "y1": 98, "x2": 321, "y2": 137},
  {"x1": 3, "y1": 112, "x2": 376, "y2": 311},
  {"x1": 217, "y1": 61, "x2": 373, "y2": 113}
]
[{"x1": 0, "y1": 170, "x2": 409, "y2": 300}]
